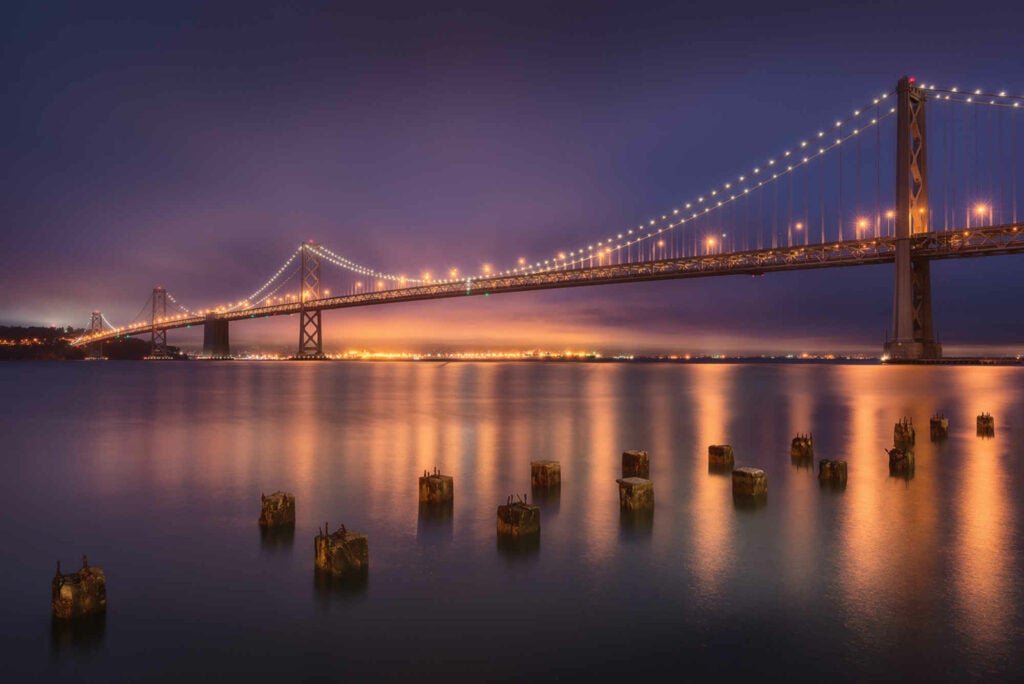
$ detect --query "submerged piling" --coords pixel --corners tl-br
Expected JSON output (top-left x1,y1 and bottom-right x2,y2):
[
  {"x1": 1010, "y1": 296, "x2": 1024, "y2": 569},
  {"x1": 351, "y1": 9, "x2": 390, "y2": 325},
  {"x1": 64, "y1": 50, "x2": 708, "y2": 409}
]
[
  {"x1": 497, "y1": 495, "x2": 540, "y2": 539},
  {"x1": 887, "y1": 447, "x2": 915, "y2": 477},
  {"x1": 977, "y1": 412, "x2": 995, "y2": 437},
  {"x1": 818, "y1": 459, "x2": 848, "y2": 485},
  {"x1": 314, "y1": 522, "x2": 369, "y2": 577},
  {"x1": 621, "y1": 450, "x2": 650, "y2": 478},
  {"x1": 732, "y1": 467, "x2": 767, "y2": 499},
  {"x1": 530, "y1": 461, "x2": 561, "y2": 489},
  {"x1": 708, "y1": 445, "x2": 734, "y2": 470},
  {"x1": 894, "y1": 418, "x2": 916, "y2": 449},
  {"x1": 930, "y1": 415, "x2": 949, "y2": 441},
  {"x1": 790, "y1": 434, "x2": 813, "y2": 460},
  {"x1": 418, "y1": 468, "x2": 454, "y2": 505},
  {"x1": 52, "y1": 556, "x2": 106, "y2": 620},
  {"x1": 616, "y1": 477, "x2": 654, "y2": 512},
  {"x1": 258, "y1": 491, "x2": 296, "y2": 528}
]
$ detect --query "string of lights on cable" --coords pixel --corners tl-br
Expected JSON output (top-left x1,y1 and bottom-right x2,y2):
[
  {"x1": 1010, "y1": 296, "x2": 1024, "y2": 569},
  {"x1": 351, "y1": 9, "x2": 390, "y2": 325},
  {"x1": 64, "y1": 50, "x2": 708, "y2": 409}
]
[{"x1": 494, "y1": 89, "x2": 898, "y2": 276}]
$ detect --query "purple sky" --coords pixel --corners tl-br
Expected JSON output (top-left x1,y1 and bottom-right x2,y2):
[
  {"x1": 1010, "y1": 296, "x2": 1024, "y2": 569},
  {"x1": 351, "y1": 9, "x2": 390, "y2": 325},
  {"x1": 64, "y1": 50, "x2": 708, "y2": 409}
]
[{"x1": 2, "y1": 1, "x2": 1023, "y2": 354}]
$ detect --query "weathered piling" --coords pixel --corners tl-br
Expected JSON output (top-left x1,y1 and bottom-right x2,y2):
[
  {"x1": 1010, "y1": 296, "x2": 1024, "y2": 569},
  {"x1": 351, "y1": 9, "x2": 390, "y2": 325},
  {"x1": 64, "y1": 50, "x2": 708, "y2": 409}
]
[
  {"x1": 894, "y1": 418, "x2": 916, "y2": 449},
  {"x1": 818, "y1": 459, "x2": 848, "y2": 485},
  {"x1": 530, "y1": 461, "x2": 561, "y2": 489},
  {"x1": 977, "y1": 412, "x2": 995, "y2": 437},
  {"x1": 708, "y1": 445, "x2": 735, "y2": 469},
  {"x1": 258, "y1": 491, "x2": 295, "y2": 527},
  {"x1": 930, "y1": 415, "x2": 949, "y2": 441},
  {"x1": 732, "y1": 467, "x2": 768, "y2": 499},
  {"x1": 616, "y1": 477, "x2": 654, "y2": 511},
  {"x1": 418, "y1": 468, "x2": 454, "y2": 505},
  {"x1": 621, "y1": 450, "x2": 650, "y2": 478},
  {"x1": 314, "y1": 522, "x2": 369, "y2": 577},
  {"x1": 887, "y1": 447, "x2": 915, "y2": 476},
  {"x1": 497, "y1": 495, "x2": 540, "y2": 539},
  {"x1": 52, "y1": 556, "x2": 106, "y2": 620},
  {"x1": 790, "y1": 434, "x2": 814, "y2": 460}
]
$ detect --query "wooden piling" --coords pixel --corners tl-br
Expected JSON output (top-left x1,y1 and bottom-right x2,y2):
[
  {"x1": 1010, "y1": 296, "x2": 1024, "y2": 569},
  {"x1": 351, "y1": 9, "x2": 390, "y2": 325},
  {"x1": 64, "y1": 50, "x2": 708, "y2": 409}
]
[
  {"x1": 708, "y1": 445, "x2": 734, "y2": 469},
  {"x1": 894, "y1": 418, "x2": 916, "y2": 449},
  {"x1": 530, "y1": 461, "x2": 561, "y2": 489},
  {"x1": 621, "y1": 450, "x2": 650, "y2": 478},
  {"x1": 258, "y1": 491, "x2": 296, "y2": 527},
  {"x1": 732, "y1": 467, "x2": 768, "y2": 498},
  {"x1": 52, "y1": 556, "x2": 106, "y2": 620},
  {"x1": 314, "y1": 522, "x2": 369, "y2": 576},
  {"x1": 818, "y1": 459, "x2": 848, "y2": 485},
  {"x1": 977, "y1": 412, "x2": 995, "y2": 437},
  {"x1": 790, "y1": 434, "x2": 813, "y2": 460},
  {"x1": 616, "y1": 477, "x2": 654, "y2": 511},
  {"x1": 497, "y1": 495, "x2": 540, "y2": 539},
  {"x1": 418, "y1": 468, "x2": 454, "y2": 505}
]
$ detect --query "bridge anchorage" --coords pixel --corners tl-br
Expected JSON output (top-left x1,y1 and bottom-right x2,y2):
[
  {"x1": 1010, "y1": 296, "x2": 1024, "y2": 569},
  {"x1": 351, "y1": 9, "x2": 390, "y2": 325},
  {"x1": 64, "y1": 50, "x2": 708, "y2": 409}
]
[{"x1": 885, "y1": 76, "x2": 941, "y2": 361}]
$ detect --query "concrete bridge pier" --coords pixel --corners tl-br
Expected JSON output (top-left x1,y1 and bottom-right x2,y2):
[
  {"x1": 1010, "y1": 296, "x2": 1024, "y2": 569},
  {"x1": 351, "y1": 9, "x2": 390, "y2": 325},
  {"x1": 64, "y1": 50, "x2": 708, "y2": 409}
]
[{"x1": 203, "y1": 315, "x2": 230, "y2": 358}]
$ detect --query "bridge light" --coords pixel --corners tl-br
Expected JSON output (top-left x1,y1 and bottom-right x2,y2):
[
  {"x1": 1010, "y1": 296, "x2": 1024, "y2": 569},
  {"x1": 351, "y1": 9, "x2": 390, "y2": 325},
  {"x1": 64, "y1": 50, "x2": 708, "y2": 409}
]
[
  {"x1": 886, "y1": 210, "x2": 895, "y2": 219},
  {"x1": 975, "y1": 204, "x2": 987, "y2": 216}
]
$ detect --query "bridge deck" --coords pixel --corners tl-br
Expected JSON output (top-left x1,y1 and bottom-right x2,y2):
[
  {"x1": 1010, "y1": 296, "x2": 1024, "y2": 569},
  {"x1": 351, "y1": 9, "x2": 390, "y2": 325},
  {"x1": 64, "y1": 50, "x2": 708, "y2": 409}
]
[{"x1": 76, "y1": 223, "x2": 1024, "y2": 345}]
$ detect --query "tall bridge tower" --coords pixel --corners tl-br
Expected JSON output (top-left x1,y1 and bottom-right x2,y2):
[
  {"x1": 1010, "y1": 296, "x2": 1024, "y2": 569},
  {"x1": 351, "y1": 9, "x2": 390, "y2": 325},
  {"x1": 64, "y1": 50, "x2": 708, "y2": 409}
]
[
  {"x1": 150, "y1": 286, "x2": 171, "y2": 358},
  {"x1": 885, "y1": 76, "x2": 942, "y2": 360},
  {"x1": 86, "y1": 311, "x2": 104, "y2": 359},
  {"x1": 296, "y1": 242, "x2": 325, "y2": 359}
]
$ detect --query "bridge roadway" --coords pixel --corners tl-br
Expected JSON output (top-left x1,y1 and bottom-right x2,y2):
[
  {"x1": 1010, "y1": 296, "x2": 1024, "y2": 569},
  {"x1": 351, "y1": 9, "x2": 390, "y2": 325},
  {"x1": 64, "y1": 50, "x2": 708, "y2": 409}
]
[{"x1": 79, "y1": 222, "x2": 1024, "y2": 345}]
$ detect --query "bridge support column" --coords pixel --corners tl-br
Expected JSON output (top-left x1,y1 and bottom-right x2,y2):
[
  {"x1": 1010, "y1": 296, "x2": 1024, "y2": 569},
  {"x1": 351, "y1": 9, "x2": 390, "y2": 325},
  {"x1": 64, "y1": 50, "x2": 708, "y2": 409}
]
[
  {"x1": 885, "y1": 76, "x2": 942, "y2": 360},
  {"x1": 295, "y1": 242, "x2": 326, "y2": 359},
  {"x1": 149, "y1": 286, "x2": 172, "y2": 359},
  {"x1": 86, "y1": 311, "x2": 104, "y2": 359},
  {"x1": 203, "y1": 315, "x2": 230, "y2": 358}
]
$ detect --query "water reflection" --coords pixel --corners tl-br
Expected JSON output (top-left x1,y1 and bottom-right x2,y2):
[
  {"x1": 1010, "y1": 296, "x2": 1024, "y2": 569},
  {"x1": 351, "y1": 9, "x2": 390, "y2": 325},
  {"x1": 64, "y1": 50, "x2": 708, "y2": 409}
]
[
  {"x1": 618, "y1": 509, "x2": 654, "y2": 541},
  {"x1": 496, "y1": 535, "x2": 541, "y2": 561},
  {"x1": 690, "y1": 364, "x2": 735, "y2": 599},
  {"x1": 313, "y1": 569, "x2": 369, "y2": 605},
  {"x1": 416, "y1": 503, "x2": 454, "y2": 545},
  {"x1": 4, "y1": 362, "x2": 1024, "y2": 680},
  {"x1": 530, "y1": 485, "x2": 561, "y2": 516},
  {"x1": 50, "y1": 614, "x2": 106, "y2": 660},
  {"x1": 259, "y1": 524, "x2": 296, "y2": 553},
  {"x1": 952, "y1": 370, "x2": 1017, "y2": 668}
]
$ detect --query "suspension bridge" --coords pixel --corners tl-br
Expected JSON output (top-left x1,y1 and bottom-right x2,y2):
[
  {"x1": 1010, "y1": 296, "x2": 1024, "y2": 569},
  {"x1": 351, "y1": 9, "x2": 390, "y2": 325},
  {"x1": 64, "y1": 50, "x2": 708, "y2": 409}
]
[{"x1": 74, "y1": 77, "x2": 1024, "y2": 360}]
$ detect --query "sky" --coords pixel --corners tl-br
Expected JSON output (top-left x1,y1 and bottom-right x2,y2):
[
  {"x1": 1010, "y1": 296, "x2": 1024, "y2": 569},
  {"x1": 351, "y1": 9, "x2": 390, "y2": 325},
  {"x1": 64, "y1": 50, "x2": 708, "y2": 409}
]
[{"x1": 2, "y1": 0, "x2": 1023, "y2": 355}]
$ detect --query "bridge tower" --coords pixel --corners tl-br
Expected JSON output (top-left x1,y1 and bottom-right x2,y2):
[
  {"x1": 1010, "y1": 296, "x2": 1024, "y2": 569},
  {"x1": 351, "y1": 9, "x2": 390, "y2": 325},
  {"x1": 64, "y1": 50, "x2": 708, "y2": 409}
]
[
  {"x1": 885, "y1": 76, "x2": 942, "y2": 360},
  {"x1": 86, "y1": 311, "x2": 104, "y2": 359},
  {"x1": 150, "y1": 286, "x2": 171, "y2": 358},
  {"x1": 296, "y1": 242, "x2": 325, "y2": 359}
]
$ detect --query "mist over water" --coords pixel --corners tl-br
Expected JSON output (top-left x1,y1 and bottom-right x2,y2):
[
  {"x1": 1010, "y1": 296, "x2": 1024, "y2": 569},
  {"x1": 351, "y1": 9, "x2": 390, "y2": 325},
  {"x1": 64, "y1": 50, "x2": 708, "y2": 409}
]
[{"x1": 1, "y1": 361, "x2": 1022, "y2": 681}]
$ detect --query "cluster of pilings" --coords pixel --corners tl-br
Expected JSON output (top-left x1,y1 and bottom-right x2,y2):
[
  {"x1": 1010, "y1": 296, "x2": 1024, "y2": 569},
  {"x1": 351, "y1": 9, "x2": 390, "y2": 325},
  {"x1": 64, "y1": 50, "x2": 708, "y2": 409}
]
[{"x1": 54, "y1": 409, "x2": 1001, "y2": 619}]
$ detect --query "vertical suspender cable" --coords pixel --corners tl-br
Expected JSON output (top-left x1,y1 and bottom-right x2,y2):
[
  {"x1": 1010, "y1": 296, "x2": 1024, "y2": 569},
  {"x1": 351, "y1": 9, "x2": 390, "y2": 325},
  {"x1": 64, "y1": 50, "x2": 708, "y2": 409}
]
[
  {"x1": 838, "y1": 140, "x2": 844, "y2": 241},
  {"x1": 1014, "y1": 106, "x2": 1018, "y2": 224},
  {"x1": 820, "y1": 154, "x2": 826, "y2": 245},
  {"x1": 875, "y1": 104, "x2": 881, "y2": 237}
]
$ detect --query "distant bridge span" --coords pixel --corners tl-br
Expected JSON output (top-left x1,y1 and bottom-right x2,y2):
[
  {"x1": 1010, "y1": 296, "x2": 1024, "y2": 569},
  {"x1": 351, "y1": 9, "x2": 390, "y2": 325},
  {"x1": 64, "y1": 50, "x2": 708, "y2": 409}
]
[{"x1": 76, "y1": 222, "x2": 1024, "y2": 349}]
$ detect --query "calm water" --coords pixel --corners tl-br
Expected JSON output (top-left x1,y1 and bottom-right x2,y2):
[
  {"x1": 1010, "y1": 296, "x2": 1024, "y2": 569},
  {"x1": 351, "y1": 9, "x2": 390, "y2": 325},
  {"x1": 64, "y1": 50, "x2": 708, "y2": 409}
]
[{"x1": 1, "y1": 361, "x2": 1023, "y2": 681}]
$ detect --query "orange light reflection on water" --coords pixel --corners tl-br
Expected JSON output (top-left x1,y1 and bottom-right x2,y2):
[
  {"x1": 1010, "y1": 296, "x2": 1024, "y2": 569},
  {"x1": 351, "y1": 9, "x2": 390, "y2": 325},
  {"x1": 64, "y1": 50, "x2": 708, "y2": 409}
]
[
  {"x1": 690, "y1": 364, "x2": 735, "y2": 600},
  {"x1": 951, "y1": 369, "x2": 1018, "y2": 659}
]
